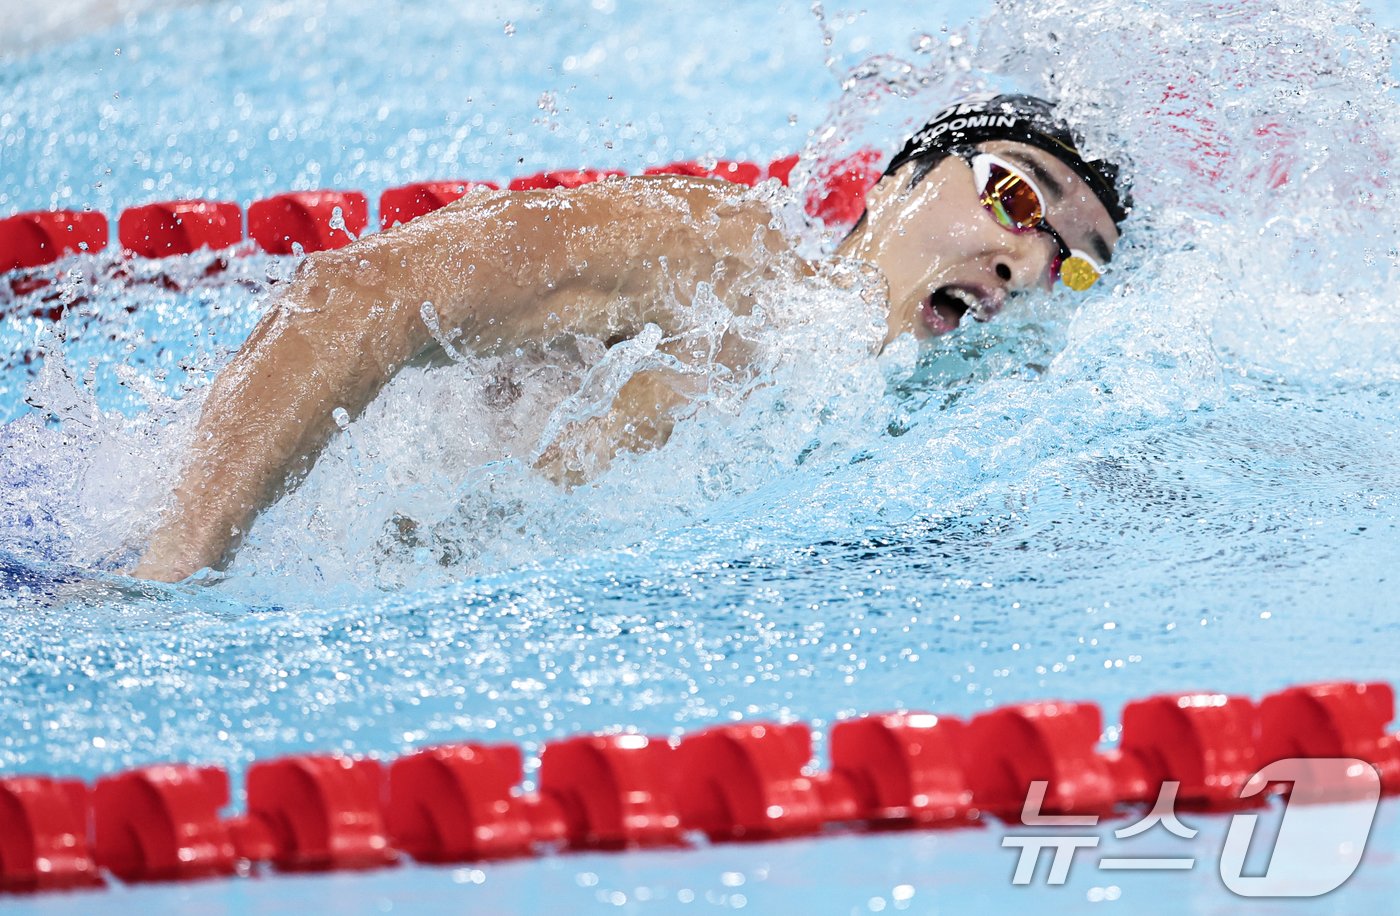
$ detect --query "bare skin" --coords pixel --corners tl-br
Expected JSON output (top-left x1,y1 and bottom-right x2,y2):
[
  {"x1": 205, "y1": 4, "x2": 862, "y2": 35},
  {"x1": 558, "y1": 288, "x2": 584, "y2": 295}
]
[
  {"x1": 843, "y1": 139, "x2": 1119, "y2": 345},
  {"x1": 131, "y1": 142, "x2": 1118, "y2": 582}
]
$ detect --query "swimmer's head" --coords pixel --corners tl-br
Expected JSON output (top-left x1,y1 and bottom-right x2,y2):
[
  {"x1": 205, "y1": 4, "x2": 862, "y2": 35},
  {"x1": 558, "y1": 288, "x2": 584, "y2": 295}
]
[
  {"x1": 839, "y1": 93, "x2": 1131, "y2": 344},
  {"x1": 886, "y1": 94, "x2": 1130, "y2": 225}
]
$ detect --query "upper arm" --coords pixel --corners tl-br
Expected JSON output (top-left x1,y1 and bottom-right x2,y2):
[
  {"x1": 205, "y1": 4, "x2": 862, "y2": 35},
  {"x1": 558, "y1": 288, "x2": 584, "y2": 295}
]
[
  {"x1": 381, "y1": 175, "x2": 778, "y2": 330},
  {"x1": 268, "y1": 175, "x2": 781, "y2": 396}
]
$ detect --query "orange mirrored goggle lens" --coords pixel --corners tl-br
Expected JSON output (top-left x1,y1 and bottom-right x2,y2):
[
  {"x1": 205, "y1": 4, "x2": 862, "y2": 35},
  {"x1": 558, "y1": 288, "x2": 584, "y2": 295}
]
[{"x1": 978, "y1": 161, "x2": 1045, "y2": 232}]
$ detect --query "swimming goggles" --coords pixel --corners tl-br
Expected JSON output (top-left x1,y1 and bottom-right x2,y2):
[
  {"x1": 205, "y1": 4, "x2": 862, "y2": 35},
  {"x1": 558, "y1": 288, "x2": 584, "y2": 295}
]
[{"x1": 965, "y1": 151, "x2": 1105, "y2": 291}]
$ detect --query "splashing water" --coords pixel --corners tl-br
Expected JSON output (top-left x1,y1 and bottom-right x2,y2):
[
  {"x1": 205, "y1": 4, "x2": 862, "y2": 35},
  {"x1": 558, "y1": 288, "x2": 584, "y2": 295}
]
[{"x1": 1, "y1": 0, "x2": 1399, "y2": 826}]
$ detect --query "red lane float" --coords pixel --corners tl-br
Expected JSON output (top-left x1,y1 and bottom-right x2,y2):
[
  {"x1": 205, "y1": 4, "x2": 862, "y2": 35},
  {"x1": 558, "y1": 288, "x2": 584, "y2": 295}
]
[
  {"x1": 539, "y1": 734, "x2": 684, "y2": 850},
  {"x1": 670, "y1": 722, "x2": 856, "y2": 842},
  {"x1": 0, "y1": 210, "x2": 108, "y2": 272},
  {"x1": 117, "y1": 201, "x2": 243, "y2": 258},
  {"x1": 245, "y1": 755, "x2": 396, "y2": 872},
  {"x1": 0, "y1": 777, "x2": 102, "y2": 893},
  {"x1": 804, "y1": 149, "x2": 882, "y2": 226},
  {"x1": 386, "y1": 743, "x2": 563, "y2": 862},
  {"x1": 1118, "y1": 693, "x2": 1262, "y2": 810},
  {"x1": 708, "y1": 160, "x2": 764, "y2": 186},
  {"x1": 92, "y1": 765, "x2": 250, "y2": 883},
  {"x1": 1257, "y1": 681, "x2": 1400, "y2": 797},
  {"x1": 964, "y1": 692, "x2": 1272, "y2": 819},
  {"x1": 247, "y1": 191, "x2": 369, "y2": 254},
  {"x1": 767, "y1": 153, "x2": 800, "y2": 186},
  {"x1": 963, "y1": 701, "x2": 1129, "y2": 818},
  {"x1": 644, "y1": 160, "x2": 764, "y2": 187},
  {"x1": 507, "y1": 169, "x2": 626, "y2": 191},
  {"x1": 378, "y1": 180, "x2": 499, "y2": 229},
  {"x1": 829, "y1": 712, "x2": 976, "y2": 827},
  {"x1": 642, "y1": 161, "x2": 711, "y2": 179}
]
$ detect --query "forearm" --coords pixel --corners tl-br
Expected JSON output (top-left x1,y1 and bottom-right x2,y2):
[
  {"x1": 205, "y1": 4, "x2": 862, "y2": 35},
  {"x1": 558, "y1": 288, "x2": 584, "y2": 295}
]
[
  {"x1": 134, "y1": 319, "x2": 332, "y2": 578},
  {"x1": 134, "y1": 260, "x2": 422, "y2": 581}
]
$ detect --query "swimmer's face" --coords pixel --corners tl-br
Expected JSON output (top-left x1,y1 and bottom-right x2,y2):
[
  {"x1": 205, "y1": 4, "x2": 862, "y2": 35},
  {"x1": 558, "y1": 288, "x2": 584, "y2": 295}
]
[{"x1": 840, "y1": 140, "x2": 1120, "y2": 347}]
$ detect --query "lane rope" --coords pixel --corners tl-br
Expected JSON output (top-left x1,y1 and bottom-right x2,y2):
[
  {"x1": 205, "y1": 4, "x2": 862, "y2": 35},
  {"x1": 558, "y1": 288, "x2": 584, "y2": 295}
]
[
  {"x1": 0, "y1": 153, "x2": 883, "y2": 303},
  {"x1": 1, "y1": 679, "x2": 1396, "y2": 894}
]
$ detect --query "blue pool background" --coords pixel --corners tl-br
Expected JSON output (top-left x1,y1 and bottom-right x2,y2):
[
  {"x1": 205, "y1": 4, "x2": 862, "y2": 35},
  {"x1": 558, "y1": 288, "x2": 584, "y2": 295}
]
[{"x1": 4, "y1": 0, "x2": 1400, "y2": 912}]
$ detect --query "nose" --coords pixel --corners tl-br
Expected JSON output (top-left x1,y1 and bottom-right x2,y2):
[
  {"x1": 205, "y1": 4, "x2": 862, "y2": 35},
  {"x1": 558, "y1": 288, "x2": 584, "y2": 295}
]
[{"x1": 992, "y1": 231, "x2": 1059, "y2": 293}]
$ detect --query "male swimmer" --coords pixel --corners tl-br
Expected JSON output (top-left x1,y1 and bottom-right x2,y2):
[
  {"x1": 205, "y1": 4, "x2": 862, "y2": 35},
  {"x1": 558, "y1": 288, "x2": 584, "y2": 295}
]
[{"x1": 131, "y1": 94, "x2": 1129, "y2": 582}]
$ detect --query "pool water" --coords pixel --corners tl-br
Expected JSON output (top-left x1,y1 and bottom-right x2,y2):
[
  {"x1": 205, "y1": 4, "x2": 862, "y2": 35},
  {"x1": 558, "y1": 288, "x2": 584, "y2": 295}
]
[{"x1": 4, "y1": 0, "x2": 1400, "y2": 912}]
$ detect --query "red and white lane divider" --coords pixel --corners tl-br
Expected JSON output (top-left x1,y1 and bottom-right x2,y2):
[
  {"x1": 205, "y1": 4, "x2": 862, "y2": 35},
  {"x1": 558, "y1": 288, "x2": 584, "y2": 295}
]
[
  {"x1": 1, "y1": 679, "x2": 1397, "y2": 894},
  {"x1": 0, "y1": 153, "x2": 884, "y2": 284}
]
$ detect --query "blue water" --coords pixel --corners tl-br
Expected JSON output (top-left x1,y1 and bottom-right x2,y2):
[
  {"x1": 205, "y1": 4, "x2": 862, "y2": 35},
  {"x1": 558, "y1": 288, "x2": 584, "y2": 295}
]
[{"x1": 4, "y1": 0, "x2": 1400, "y2": 912}]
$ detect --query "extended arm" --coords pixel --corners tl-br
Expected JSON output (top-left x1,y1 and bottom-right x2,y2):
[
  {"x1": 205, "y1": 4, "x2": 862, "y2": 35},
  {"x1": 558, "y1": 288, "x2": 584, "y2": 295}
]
[{"x1": 131, "y1": 178, "x2": 773, "y2": 581}]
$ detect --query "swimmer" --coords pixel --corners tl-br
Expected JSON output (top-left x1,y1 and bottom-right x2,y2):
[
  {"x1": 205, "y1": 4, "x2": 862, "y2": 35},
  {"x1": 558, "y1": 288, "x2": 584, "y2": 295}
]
[{"x1": 131, "y1": 94, "x2": 1129, "y2": 582}]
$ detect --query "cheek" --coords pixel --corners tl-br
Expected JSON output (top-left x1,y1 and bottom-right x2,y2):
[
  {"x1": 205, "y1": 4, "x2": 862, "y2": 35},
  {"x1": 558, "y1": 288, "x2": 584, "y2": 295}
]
[
  {"x1": 941, "y1": 207, "x2": 995, "y2": 249},
  {"x1": 884, "y1": 213, "x2": 978, "y2": 293}
]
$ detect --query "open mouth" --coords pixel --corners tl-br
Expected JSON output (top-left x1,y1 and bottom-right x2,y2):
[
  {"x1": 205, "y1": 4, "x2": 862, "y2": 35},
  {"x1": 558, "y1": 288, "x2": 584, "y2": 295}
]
[{"x1": 921, "y1": 285, "x2": 988, "y2": 335}]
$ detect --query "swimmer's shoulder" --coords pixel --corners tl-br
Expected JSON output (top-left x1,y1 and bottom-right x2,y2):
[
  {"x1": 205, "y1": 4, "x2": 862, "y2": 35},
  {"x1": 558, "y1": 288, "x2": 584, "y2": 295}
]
[
  {"x1": 426, "y1": 173, "x2": 778, "y2": 240},
  {"x1": 596, "y1": 175, "x2": 789, "y2": 256},
  {"x1": 408, "y1": 173, "x2": 792, "y2": 292},
  {"x1": 540, "y1": 173, "x2": 774, "y2": 224}
]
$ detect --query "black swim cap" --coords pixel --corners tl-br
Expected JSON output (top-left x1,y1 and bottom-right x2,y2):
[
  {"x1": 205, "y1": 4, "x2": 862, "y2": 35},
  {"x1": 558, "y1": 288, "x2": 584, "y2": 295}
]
[{"x1": 886, "y1": 94, "x2": 1130, "y2": 227}]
